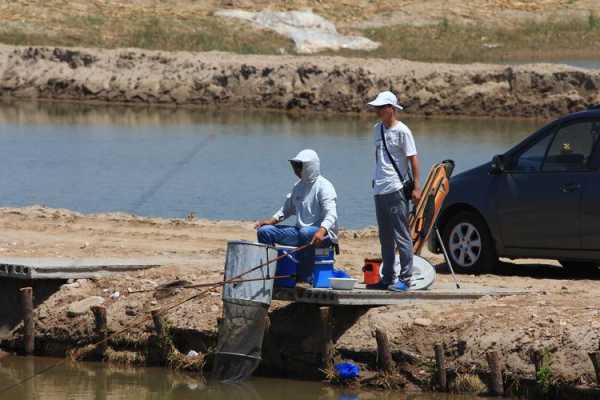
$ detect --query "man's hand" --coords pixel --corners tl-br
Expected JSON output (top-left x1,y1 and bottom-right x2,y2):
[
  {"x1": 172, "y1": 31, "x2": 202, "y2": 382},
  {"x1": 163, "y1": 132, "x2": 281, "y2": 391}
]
[
  {"x1": 311, "y1": 227, "x2": 327, "y2": 246},
  {"x1": 254, "y1": 218, "x2": 277, "y2": 229},
  {"x1": 411, "y1": 187, "x2": 422, "y2": 203}
]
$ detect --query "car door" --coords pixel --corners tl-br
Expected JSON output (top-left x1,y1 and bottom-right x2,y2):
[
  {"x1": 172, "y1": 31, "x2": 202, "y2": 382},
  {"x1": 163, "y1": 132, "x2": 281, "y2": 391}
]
[
  {"x1": 495, "y1": 119, "x2": 598, "y2": 250},
  {"x1": 581, "y1": 119, "x2": 600, "y2": 250}
]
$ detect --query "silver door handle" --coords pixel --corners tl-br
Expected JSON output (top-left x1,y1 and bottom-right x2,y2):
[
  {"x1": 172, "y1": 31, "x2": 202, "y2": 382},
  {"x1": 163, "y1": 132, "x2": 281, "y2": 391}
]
[{"x1": 560, "y1": 183, "x2": 581, "y2": 193}]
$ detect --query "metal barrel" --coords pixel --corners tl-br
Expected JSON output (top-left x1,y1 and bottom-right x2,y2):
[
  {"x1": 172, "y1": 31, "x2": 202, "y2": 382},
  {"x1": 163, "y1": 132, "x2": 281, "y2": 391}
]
[
  {"x1": 221, "y1": 240, "x2": 278, "y2": 305},
  {"x1": 213, "y1": 241, "x2": 278, "y2": 382}
]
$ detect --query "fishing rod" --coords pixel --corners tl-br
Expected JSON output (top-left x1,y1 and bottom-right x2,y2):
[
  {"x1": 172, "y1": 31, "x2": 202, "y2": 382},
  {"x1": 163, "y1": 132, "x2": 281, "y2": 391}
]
[
  {"x1": 128, "y1": 243, "x2": 312, "y2": 294},
  {"x1": 128, "y1": 274, "x2": 296, "y2": 294},
  {"x1": 0, "y1": 243, "x2": 312, "y2": 395}
]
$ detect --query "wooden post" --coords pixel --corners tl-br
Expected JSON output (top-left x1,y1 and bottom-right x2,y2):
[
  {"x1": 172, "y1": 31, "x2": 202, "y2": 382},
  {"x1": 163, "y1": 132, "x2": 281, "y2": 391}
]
[
  {"x1": 91, "y1": 306, "x2": 107, "y2": 357},
  {"x1": 434, "y1": 343, "x2": 447, "y2": 391},
  {"x1": 151, "y1": 309, "x2": 166, "y2": 337},
  {"x1": 374, "y1": 328, "x2": 394, "y2": 374},
  {"x1": 19, "y1": 287, "x2": 34, "y2": 355},
  {"x1": 486, "y1": 351, "x2": 505, "y2": 396},
  {"x1": 530, "y1": 349, "x2": 543, "y2": 376},
  {"x1": 151, "y1": 309, "x2": 174, "y2": 363},
  {"x1": 319, "y1": 306, "x2": 334, "y2": 371},
  {"x1": 589, "y1": 352, "x2": 600, "y2": 386}
]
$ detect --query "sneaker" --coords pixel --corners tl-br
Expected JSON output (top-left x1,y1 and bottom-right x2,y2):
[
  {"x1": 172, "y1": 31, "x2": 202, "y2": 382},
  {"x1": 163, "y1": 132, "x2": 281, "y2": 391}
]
[
  {"x1": 366, "y1": 281, "x2": 391, "y2": 290},
  {"x1": 388, "y1": 281, "x2": 410, "y2": 292}
]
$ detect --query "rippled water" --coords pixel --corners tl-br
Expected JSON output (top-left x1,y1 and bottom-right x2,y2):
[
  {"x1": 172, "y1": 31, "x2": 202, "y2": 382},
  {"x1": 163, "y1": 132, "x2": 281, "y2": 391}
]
[
  {"x1": 0, "y1": 101, "x2": 540, "y2": 228},
  {"x1": 0, "y1": 356, "x2": 506, "y2": 400}
]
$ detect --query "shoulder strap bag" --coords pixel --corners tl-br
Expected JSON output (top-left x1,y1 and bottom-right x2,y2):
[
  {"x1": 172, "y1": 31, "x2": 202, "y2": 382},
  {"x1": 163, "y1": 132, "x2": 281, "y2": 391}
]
[{"x1": 380, "y1": 123, "x2": 414, "y2": 200}]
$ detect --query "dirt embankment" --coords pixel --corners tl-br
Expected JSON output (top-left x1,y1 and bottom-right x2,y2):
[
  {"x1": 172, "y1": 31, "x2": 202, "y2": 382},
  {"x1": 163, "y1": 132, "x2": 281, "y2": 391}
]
[
  {"x1": 1, "y1": 206, "x2": 600, "y2": 391},
  {"x1": 1, "y1": 45, "x2": 599, "y2": 118}
]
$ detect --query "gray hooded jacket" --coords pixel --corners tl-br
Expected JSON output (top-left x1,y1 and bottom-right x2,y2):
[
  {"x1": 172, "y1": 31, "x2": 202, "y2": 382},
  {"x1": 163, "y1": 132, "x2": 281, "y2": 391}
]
[{"x1": 273, "y1": 149, "x2": 338, "y2": 241}]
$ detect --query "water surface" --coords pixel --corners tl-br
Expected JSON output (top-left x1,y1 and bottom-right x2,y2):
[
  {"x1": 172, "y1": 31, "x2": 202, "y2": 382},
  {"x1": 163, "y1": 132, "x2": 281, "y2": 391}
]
[
  {"x1": 0, "y1": 356, "x2": 505, "y2": 400},
  {"x1": 0, "y1": 102, "x2": 540, "y2": 228}
]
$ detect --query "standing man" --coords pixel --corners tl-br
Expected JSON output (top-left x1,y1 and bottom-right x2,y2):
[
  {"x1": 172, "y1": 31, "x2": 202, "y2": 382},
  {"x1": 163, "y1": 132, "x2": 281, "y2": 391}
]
[
  {"x1": 255, "y1": 149, "x2": 338, "y2": 282},
  {"x1": 368, "y1": 91, "x2": 421, "y2": 291}
]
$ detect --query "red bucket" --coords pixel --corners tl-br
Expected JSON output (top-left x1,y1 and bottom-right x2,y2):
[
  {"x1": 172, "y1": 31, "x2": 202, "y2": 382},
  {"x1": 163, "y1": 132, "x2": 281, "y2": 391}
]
[{"x1": 362, "y1": 258, "x2": 382, "y2": 285}]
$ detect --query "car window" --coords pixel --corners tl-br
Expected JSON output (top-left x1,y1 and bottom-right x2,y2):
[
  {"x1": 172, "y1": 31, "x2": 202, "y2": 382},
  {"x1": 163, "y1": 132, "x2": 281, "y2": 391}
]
[
  {"x1": 512, "y1": 133, "x2": 553, "y2": 172},
  {"x1": 542, "y1": 121, "x2": 597, "y2": 172},
  {"x1": 588, "y1": 120, "x2": 600, "y2": 169}
]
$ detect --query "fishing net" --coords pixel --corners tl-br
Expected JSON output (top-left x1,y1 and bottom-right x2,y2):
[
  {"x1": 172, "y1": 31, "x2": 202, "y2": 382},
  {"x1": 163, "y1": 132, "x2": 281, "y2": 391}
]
[
  {"x1": 211, "y1": 298, "x2": 269, "y2": 382},
  {"x1": 212, "y1": 241, "x2": 277, "y2": 382}
]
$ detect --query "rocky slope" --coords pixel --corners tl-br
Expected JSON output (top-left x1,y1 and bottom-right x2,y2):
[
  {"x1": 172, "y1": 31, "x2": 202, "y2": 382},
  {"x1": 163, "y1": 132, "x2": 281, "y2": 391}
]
[{"x1": 1, "y1": 45, "x2": 599, "y2": 118}]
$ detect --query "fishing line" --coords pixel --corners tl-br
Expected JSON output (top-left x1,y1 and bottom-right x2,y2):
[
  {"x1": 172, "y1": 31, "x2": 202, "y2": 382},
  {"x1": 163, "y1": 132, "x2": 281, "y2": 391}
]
[
  {"x1": 59, "y1": 132, "x2": 217, "y2": 271},
  {"x1": 128, "y1": 133, "x2": 217, "y2": 213}
]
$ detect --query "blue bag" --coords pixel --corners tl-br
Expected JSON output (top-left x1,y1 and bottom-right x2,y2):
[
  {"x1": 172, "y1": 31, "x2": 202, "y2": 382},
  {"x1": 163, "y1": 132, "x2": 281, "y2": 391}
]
[{"x1": 334, "y1": 362, "x2": 360, "y2": 379}]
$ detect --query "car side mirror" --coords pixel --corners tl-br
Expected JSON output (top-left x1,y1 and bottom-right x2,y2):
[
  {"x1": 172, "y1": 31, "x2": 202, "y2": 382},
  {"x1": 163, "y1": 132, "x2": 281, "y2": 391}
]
[{"x1": 490, "y1": 155, "x2": 506, "y2": 175}]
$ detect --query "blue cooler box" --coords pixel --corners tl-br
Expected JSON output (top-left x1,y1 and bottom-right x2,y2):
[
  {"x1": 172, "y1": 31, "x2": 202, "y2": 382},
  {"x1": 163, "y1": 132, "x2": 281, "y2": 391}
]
[
  {"x1": 275, "y1": 246, "x2": 298, "y2": 288},
  {"x1": 275, "y1": 246, "x2": 336, "y2": 288},
  {"x1": 312, "y1": 247, "x2": 335, "y2": 288}
]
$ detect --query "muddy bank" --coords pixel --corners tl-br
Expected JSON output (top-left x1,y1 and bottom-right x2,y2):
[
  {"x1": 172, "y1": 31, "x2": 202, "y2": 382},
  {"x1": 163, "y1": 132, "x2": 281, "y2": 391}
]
[
  {"x1": 1, "y1": 45, "x2": 599, "y2": 118},
  {"x1": 1, "y1": 206, "x2": 600, "y2": 396}
]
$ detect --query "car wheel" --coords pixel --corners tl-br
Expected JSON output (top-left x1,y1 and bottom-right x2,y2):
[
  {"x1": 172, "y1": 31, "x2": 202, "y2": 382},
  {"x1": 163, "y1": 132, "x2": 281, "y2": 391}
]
[
  {"x1": 559, "y1": 260, "x2": 598, "y2": 274},
  {"x1": 442, "y1": 211, "x2": 497, "y2": 274}
]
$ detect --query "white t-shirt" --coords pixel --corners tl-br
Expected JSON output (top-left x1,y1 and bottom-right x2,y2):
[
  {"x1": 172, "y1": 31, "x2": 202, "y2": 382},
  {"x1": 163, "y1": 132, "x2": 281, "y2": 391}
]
[{"x1": 372, "y1": 120, "x2": 417, "y2": 195}]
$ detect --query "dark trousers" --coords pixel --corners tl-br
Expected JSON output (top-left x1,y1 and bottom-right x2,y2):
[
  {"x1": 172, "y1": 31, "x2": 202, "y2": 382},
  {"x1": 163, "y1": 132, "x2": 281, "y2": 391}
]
[{"x1": 374, "y1": 190, "x2": 414, "y2": 284}]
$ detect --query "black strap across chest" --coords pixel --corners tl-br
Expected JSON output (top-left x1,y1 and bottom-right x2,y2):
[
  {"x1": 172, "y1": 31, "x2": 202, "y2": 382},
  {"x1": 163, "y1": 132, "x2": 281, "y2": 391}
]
[{"x1": 379, "y1": 122, "x2": 407, "y2": 183}]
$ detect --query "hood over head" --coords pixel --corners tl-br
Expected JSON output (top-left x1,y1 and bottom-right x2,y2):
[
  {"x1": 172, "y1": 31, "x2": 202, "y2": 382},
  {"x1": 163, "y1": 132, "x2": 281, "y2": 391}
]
[{"x1": 290, "y1": 149, "x2": 320, "y2": 182}]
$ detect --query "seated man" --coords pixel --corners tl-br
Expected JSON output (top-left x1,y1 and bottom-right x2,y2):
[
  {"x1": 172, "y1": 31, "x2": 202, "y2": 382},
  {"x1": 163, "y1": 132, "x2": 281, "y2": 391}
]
[{"x1": 255, "y1": 149, "x2": 338, "y2": 281}]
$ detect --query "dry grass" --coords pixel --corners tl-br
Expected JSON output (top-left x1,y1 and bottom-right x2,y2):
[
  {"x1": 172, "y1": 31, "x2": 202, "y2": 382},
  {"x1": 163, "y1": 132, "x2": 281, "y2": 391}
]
[
  {"x1": 0, "y1": 1, "x2": 598, "y2": 62},
  {"x1": 335, "y1": 15, "x2": 600, "y2": 63},
  {"x1": 1, "y1": 1, "x2": 599, "y2": 62},
  {"x1": 449, "y1": 373, "x2": 487, "y2": 394},
  {"x1": 0, "y1": 14, "x2": 294, "y2": 55},
  {"x1": 104, "y1": 348, "x2": 147, "y2": 365}
]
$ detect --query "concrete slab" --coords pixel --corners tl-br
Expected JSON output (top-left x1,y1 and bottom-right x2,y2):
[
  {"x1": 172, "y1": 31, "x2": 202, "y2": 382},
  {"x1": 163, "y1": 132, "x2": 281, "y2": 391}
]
[
  {"x1": 0, "y1": 257, "x2": 171, "y2": 280},
  {"x1": 273, "y1": 283, "x2": 534, "y2": 306}
]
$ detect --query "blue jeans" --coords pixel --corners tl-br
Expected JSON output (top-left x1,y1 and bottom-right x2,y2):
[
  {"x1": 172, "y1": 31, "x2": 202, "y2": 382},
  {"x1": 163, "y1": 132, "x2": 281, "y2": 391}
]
[{"x1": 257, "y1": 225, "x2": 331, "y2": 281}]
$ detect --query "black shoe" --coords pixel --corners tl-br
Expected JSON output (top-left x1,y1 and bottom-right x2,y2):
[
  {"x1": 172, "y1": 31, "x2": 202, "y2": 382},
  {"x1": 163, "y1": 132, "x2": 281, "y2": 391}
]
[{"x1": 366, "y1": 281, "x2": 390, "y2": 290}]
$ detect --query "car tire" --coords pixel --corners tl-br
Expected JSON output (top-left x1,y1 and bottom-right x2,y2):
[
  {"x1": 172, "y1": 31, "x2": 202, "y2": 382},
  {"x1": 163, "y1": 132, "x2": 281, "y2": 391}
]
[
  {"x1": 442, "y1": 211, "x2": 497, "y2": 274},
  {"x1": 559, "y1": 260, "x2": 598, "y2": 274}
]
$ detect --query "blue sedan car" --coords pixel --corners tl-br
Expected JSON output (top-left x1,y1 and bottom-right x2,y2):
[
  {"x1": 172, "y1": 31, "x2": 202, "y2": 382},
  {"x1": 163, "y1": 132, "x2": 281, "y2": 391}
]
[{"x1": 430, "y1": 106, "x2": 600, "y2": 274}]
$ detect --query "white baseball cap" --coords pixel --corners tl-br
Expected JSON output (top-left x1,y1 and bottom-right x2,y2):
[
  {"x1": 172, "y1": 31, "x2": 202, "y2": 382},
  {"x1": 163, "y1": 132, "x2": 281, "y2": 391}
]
[{"x1": 367, "y1": 91, "x2": 404, "y2": 110}]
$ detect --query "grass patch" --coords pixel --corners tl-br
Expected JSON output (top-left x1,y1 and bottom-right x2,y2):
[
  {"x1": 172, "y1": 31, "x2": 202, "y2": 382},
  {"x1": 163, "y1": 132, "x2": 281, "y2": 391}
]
[
  {"x1": 0, "y1": 29, "x2": 29, "y2": 46},
  {"x1": 449, "y1": 373, "x2": 487, "y2": 394},
  {"x1": 535, "y1": 348, "x2": 555, "y2": 395},
  {"x1": 336, "y1": 16, "x2": 600, "y2": 63},
  {"x1": 0, "y1": 10, "x2": 598, "y2": 63},
  {"x1": 0, "y1": 15, "x2": 294, "y2": 55},
  {"x1": 588, "y1": 11, "x2": 600, "y2": 31}
]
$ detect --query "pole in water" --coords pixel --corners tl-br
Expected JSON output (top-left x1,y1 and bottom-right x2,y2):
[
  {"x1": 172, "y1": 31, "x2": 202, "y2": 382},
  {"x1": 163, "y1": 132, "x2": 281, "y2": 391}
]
[
  {"x1": 19, "y1": 287, "x2": 34, "y2": 355},
  {"x1": 91, "y1": 306, "x2": 108, "y2": 357},
  {"x1": 486, "y1": 351, "x2": 505, "y2": 396},
  {"x1": 435, "y1": 227, "x2": 460, "y2": 289},
  {"x1": 319, "y1": 306, "x2": 334, "y2": 372},
  {"x1": 433, "y1": 343, "x2": 447, "y2": 391},
  {"x1": 589, "y1": 351, "x2": 600, "y2": 386},
  {"x1": 374, "y1": 328, "x2": 394, "y2": 374}
]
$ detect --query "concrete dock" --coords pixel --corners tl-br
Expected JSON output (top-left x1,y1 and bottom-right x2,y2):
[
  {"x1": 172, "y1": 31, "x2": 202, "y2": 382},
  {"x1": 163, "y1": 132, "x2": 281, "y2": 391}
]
[
  {"x1": 0, "y1": 257, "x2": 170, "y2": 280},
  {"x1": 274, "y1": 283, "x2": 532, "y2": 306}
]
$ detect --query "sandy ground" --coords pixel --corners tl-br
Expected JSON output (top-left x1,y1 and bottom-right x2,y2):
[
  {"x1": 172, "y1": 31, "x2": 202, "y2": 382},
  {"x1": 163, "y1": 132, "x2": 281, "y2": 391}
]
[{"x1": 1, "y1": 205, "x2": 600, "y2": 385}]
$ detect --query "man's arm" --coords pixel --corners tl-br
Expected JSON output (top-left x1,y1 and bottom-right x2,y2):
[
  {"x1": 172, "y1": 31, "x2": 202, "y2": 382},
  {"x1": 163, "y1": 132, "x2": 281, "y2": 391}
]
[
  {"x1": 408, "y1": 155, "x2": 421, "y2": 203},
  {"x1": 255, "y1": 193, "x2": 295, "y2": 229},
  {"x1": 312, "y1": 185, "x2": 337, "y2": 245}
]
